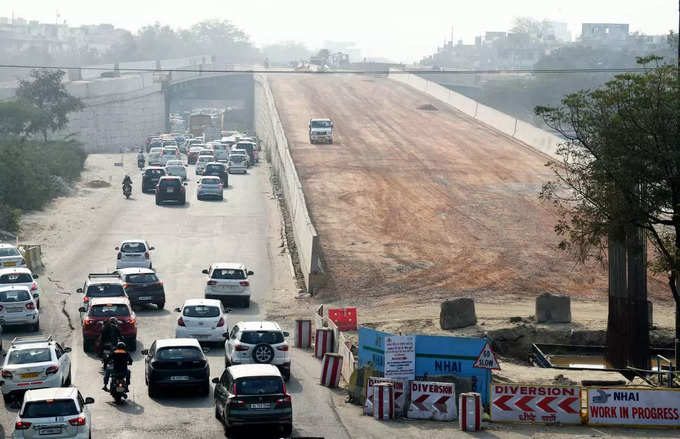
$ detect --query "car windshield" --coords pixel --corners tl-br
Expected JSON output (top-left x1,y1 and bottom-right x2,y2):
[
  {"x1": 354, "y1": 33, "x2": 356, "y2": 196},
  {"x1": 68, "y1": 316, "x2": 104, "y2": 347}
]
[
  {"x1": 0, "y1": 273, "x2": 32, "y2": 283},
  {"x1": 211, "y1": 268, "x2": 245, "y2": 279},
  {"x1": 126, "y1": 273, "x2": 158, "y2": 284},
  {"x1": 145, "y1": 169, "x2": 165, "y2": 177},
  {"x1": 198, "y1": 156, "x2": 212, "y2": 162},
  {"x1": 7, "y1": 348, "x2": 51, "y2": 365},
  {"x1": 162, "y1": 149, "x2": 177, "y2": 155},
  {"x1": 230, "y1": 156, "x2": 244, "y2": 162},
  {"x1": 311, "y1": 120, "x2": 331, "y2": 128},
  {"x1": 121, "y1": 242, "x2": 146, "y2": 253},
  {"x1": 235, "y1": 377, "x2": 284, "y2": 395},
  {"x1": 183, "y1": 305, "x2": 220, "y2": 318},
  {"x1": 89, "y1": 304, "x2": 130, "y2": 317},
  {"x1": 0, "y1": 289, "x2": 30, "y2": 302},
  {"x1": 156, "y1": 347, "x2": 203, "y2": 361},
  {"x1": 236, "y1": 144, "x2": 253, "y2": 152},
  {"x1": 22, "y1": 399, "x2": 79, "y2": 418},
  {"x1": 240, "y1": 331, "x2": 284, "y2": 344},
  {"x1": 0, "y1": 248, "x2": 20, "y2": 257},
  {"x1": 86, "y1": 284, "x2": 125, "y2": 298}
]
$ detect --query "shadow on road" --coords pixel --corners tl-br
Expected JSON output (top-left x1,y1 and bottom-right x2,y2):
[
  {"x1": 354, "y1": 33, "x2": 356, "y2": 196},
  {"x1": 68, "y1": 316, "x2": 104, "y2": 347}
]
[
  {"x1": 226, "y1": 424, "x2": 292, "y2": 439},
  {"x1": 284, "y1": 376, "x2": 303, "y2": 394},
  {"x1": 104, "y1": 398, "x2": 145, "y2": 415},
  {"x1": 149, "y1": 388, "x2": 214, "y2": 408}
]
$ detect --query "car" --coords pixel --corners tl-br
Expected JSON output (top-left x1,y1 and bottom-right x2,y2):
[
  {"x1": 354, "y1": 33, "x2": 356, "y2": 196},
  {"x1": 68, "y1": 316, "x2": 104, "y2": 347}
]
[
  {"x1": 213, "y1": 364, "x2": 292, "y2": 436},
  {"x1": 224, "y1": 322, "x2": 291, "y2": 380},
  {"x1": 13, "y1": 387, "x2": 94, "y2": 439},
  {"x1": 76, "y1": 273, "x2": 128, "y2": 311},
  {"x1": 228, "y1": 152, "x2": 248, "y2": 174},
  {"x1": 142, "y1": 167, "x2": 166, "y2": 193},
  {"x1": 147, "y1": 139, "x2": 162, "y2": 153},
  {"x1": 196, "y1": 155, "x2": 213, "y2": 175},
  {"x1": 155, "y1": 176, "x2": 187, "y2": 205},
  {"x1": 148, "y1": 147, "x2": 163, "y2": 166},
  {"x1": 142, "y1": 338, "x2": 210, "y2": 397},
  {"x1": 165, "y1": 160, "x2": 187, "y2": 180},
  {"x1": 213, "y1": 143, "x2": 229, "y2": 162},
  {"x1": 234, "y1": 142, "x2": 257, "y2": 165},
  {"x1": 174, "y1": 299, "x2": 230, "y2": 343},
  {"x1": 114, "y1": 267, "x2": 165, "y2": 309},
  {"x1": 231, "y1": 148, "x2": 251, "y2": 167},
  {"x1": 79, "y1": 297, "x2": 137, "y2": 352},
  {"x1": 115, "y1": 240, "x2": 154, "y2": 269},
  {"x1": 203, "y1": 263, "x2": 253, "y2": 307},
  {"x1": 197, "y1": 176, "x2": 224, "y2": 201},
  {"x1": 204, "y1": 162, "x2": 228, "y2": 186},
  {"x1": 0, "y1": 286, "x2": 39, "y2": 332},
  {"x1": 0, "y1": 267, "x2": 40, "y2": 309},
  {"x1": 0, "y1": 336, "x2": 72, "y2": 403},
  {"x1": 160, "y1": 146, "x2": 180, "y2": 166},
  {"x1": 187, "y1": 146, "x2": 205, "y2": 164},
  {"x1": 0, "y1": 244, "x2": 26, "y2": 269}
]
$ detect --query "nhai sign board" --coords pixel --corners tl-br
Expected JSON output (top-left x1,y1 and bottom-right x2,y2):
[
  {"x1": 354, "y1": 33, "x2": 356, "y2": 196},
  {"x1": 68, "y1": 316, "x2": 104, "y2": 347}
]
[{"x1": 358, "y1": 327, "x2": 390, "y2": 372}]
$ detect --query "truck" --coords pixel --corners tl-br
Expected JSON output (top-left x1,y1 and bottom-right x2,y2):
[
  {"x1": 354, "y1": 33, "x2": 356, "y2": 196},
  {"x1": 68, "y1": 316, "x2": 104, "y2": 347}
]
[
  {"x1": 189, "y1": 114, "x2": 213, "y2": 138},
  {"x1": 309, "y1": 118, "x2": 333, "y2": 144}
]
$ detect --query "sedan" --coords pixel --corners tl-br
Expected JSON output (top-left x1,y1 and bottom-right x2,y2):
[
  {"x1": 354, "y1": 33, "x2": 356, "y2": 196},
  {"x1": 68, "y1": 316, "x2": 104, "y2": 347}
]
[
  {"x1": 197, "y1": 176, "x2": 223, "y2": 201},
  {"x1": 174, "y1": 299, "x2": 229, "y2": 343},
  {"x1": 116, "y1": 240, "x2": 154, "y2": 269},
  {"x1": 142, "y1": 338, "x2": 210, "y2": 397},
  {"x1": 165, "y1": 160, "x2": 187, "y2": 181},
  {"x1": 0, "y1": 244, "x2": 25, "y2": 269},
  {"x1": 0, "y1": 268, "x2": 40, "y2": 308},
  {"x1": 115, "y1": 268, "x2": 165, "y2": 309},
  {"x1": 0, "y1": 286, "x2": 39, "y2": 332}
]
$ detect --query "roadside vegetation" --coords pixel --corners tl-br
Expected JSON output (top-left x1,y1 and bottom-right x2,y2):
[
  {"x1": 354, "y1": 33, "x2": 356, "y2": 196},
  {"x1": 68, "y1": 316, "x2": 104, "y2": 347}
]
[{"x1": 0, "y1": 69, "x2": 86, "y2": 234}]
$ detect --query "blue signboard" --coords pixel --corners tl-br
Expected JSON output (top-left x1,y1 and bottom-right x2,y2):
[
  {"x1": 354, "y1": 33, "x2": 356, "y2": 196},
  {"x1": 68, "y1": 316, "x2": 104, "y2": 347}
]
[{"x1": 357, "y1": 326, "x2": 389, "y2": 372}]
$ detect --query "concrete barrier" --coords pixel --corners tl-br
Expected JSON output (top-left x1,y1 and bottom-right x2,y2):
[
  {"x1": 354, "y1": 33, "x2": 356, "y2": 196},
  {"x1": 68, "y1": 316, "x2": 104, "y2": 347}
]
[{"x1": 18, "y1": 244, "x2": 44, "y2": 273}]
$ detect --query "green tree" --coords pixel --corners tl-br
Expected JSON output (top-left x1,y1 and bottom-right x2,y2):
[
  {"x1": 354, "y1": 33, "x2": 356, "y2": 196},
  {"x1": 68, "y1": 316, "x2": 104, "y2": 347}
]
[
  {"x1": 262, "y1": 41, "x2": 312, "y2": 66},
  {"x1": 536, "y1": 57, "x2": 680, "y2": 369},
  {"x1": 16, "y1": 69, "x2": 84, "y2": 142},
  {"x1": 0, "y1": 101, "x2": 43, "y2": 137}
]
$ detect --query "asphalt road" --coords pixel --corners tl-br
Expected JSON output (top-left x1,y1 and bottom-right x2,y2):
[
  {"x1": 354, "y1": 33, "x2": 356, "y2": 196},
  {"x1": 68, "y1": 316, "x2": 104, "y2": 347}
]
[{"x1": 0, "y1": 156, "x2": 352, "y2": 439}]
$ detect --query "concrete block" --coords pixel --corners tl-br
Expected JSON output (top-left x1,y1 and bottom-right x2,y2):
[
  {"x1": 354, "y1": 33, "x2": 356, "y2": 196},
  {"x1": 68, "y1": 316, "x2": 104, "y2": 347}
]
[
  {"x1": 535, "y1": 293, "x2": 571, "y2": 323},
  {"x1": 440, "y1": 298, "x2": 477, "y2": 329}
]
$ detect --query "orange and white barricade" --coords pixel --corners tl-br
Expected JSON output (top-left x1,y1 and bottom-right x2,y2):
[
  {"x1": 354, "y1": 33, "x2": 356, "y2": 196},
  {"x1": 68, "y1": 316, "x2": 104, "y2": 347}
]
[
  {"x1": 459, "y1": 392, "x2": 482, "y2": 431},
  {"x1": 320, "y1": 353, "x2": 343, "y2": 388},
  {"x1": 373, "y1": 382, "x2": 395, "y2": 421},
  {"x1": 314, "y1": 328, "x2": 333, "y2": 359}
]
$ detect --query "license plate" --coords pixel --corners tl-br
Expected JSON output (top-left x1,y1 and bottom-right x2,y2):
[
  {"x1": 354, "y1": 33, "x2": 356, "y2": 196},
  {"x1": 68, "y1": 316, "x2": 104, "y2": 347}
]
[
  {"x1": 7, "y1": 307, "x2": 22, "y2": 313},
  {"x1": 167, "y1": 188, "x2": 174, "y2": 193},
  {"x1": 20, "y1": 372, "x2": 40, "y2": 379},
  {"x1": 39, "y1": 427, "x2": 61, "y2": 435},
  {"x1": 139, "y1": 296, "x2": 152, "y2": 300},
  {"x1": 250, "y1": 403, "x2": 270, "y2": 409},
  {"x1": 170, "y1": 376, "x2": 190, "y2": 381},
  {"x1": 4, "y1": 262, "x2": 16, "y2": 267}
]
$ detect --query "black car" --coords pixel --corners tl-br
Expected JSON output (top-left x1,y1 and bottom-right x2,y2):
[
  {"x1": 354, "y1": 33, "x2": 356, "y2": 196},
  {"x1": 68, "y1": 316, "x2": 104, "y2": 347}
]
[
  {"x1": 115, "y1": 267, "x2": 165, "y2": 309},
  {"x1": 155, "y1": 176, "x2": 186, "y2": 205},
  {"x1": 142, "y1": 339, "x2": 210, "y2": 397},
  {"x1": 213, "y1": 364, "x2": 292, "y2": 436},
  {"x1": 204, "y1": 162, "x2": 229, "y2": 186},
  {"x1": 142, "y1": 167, "x2": 166, "y2": 193}
]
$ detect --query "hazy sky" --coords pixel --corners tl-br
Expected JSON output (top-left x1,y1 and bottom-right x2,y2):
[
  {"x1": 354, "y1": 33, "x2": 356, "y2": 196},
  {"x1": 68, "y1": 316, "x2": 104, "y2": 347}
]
[{"x1": 4, "y1": 1, "x2": 678, "y2": 62}]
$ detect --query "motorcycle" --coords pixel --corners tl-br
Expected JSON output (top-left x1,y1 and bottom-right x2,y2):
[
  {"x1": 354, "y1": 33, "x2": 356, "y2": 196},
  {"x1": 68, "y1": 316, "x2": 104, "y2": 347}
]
[
  {"x1": 138, "y1": 158, "x2": 145, "y2": 169},
  {"x1": 109, "y1": 372, "x2": 128, "y2": 404},
  {"x1": 123, "y1": 184, "x2": 132, "y2": 199}
]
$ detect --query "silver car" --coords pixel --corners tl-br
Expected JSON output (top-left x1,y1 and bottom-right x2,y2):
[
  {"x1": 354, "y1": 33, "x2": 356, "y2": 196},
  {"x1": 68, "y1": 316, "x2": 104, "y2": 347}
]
[
  {"x1": 165, "y1": 160, "x2": 187, "y2": 180},
  {"x1": 196, "y1": 155, "x2": 213, "y2": 175},
  {"x1": 148, "y1": 147, "x2": 163, "y2": 166},
  {"x1": 0, "y1": 286, "x2": 39, "y2": 331},
  {"x1": 197, "y1": 176, "x2": 223, "y2": 201},
  {"x1": 0, "y1": 244, "x2": 25, "y2": 269},
  {"x1": 228, "y1": 153, "x2": 248, "y2": 174}
]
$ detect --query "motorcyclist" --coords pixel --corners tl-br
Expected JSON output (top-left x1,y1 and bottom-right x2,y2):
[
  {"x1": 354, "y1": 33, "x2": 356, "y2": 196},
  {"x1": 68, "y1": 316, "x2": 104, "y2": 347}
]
[
  {"x1": 103, "y1": 341, "x2": 132, "y2": 391},
  {"x1": 137, "y1": 149, "x2": 145, "y2": 166},
  {"x1": 122, "y1": 175, "x2": 132, "y2": 192},
  {"x1": 99, "y1": 317, "x2": 121, "y2": 355}
]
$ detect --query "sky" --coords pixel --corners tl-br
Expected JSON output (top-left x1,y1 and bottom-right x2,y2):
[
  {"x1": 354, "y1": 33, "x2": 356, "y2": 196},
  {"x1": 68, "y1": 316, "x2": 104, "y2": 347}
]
[{"x1": 3, "y1": 0, "x2": 678, "y2": 62}]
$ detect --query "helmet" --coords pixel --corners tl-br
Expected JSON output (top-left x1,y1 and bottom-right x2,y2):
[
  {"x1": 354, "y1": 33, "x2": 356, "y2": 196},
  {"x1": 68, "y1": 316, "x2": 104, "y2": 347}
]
[
  {"x1": 109, "y1": 317, "x2": 118, "y2": 325},
  {"x1": 117, "y1": 341, "x2": 127, "y2": 349}
]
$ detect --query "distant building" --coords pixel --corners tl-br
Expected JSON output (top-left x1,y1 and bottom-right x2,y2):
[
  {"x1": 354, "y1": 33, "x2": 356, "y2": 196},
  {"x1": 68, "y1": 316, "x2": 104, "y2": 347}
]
[
  {"x1": 323, "y1": 40, "x2": 361, "y2": 62},
  {"x1": 581, "y1": 23, "x2": 629, "y2": 43}
]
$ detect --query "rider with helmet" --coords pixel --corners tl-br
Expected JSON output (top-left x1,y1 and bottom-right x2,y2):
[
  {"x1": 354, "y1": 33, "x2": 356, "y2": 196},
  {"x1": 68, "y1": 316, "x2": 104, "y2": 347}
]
[{"x1": 103, "y1": 341, "x2": 133, "y2": 391}]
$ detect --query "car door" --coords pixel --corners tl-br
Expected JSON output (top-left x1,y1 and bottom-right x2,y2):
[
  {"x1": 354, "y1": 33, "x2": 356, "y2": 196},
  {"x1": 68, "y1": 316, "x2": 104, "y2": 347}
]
[
  {"x1": 55, "y1": 343, "x2": 69, "y2": 382},
  {"x1": 214, "y1": 370, "x2": 230, "y2": 411},
  {"x1": 144, "y1": 341, "x2": 156, "y2": 380},
  {"x1": 226, "y1": 326, "x2": 239, "y2": 361}
]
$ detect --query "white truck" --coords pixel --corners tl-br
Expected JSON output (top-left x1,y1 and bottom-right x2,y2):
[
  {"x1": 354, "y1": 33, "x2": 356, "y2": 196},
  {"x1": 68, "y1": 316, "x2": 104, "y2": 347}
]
[{"x1": 309, "y1": 118, "x2": 333, "y2": 144}]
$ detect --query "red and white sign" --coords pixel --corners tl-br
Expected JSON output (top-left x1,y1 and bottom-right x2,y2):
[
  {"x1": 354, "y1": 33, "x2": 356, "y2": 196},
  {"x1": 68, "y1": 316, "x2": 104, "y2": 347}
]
[
  {"x1": 295, "y1": 319, "x2": 312, "y2": 348},
  {"x1": 587, "y1": 387, "x2": 680, "y2": 427},
  {"x1": 320, "y1": 353, "x2": 343, "y2": 388},
  {"x1": 407, "y1": 381, "x2": 457, "y2": 421},
  {"x1": 384, "y1": 335, "x2": 415, "y2": 381},
  {"x1": 459, "y1": 392, "x2": 482, "y2": 431},
  {"x1": 328, "y1": 307, "x2": 358, "y2": 331},
  {"x1": 314, "y1": 328, "x2": 333, "y2": 359},
  {"x1": 473, "y1": 343, "x2": 500, "y2": 370},
  {"x1": 373, "y1": 383, "x2": 395, "y2": 420},
  {"x1": 491, "y1": 384, "x2": 581, "y2": 424},
  {"x1": 364, "y1": 377, "x2": 407, "y2": 417}
]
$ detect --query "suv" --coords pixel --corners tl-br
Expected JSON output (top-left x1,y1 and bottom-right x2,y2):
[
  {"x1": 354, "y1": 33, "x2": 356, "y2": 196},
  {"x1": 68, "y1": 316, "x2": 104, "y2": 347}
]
[
  {"x1": 155, "y1": 176, "x2": 187, "y2": 205},
  {"x1": 202, "y1": 263, "x2": 253, "y2": 307},
  {"x1": 213, "y1": 364, "x2": 292, "y2": 436},
  {"x1": 0, "y1": 243, "x2": 25, "y2": 268},
  {"x1": 148, "y1": 147, "x2": 163, "y2": 166},
  {"x1": 0, "y1": 267, "x2": 40, "y2": 308},
  {"x1": 114, "y1": 268, "x2": 165, "y2": 309},
  {"x1": 0, "y1": 336, "x2": 72, "y2": 403},
  {"x1": 0, "y1": 286, "x2": 39, "y2": 332},
  {"x1": 160, "y1": 146, "x2": 180, "y2": 166},
  {"x1": 80, "y1": 297, "x2": 137, "y2": 352},
  {"x1": 142, "y1": 167, "x2": 166, "y2": 193},
  {"x1": 13, "y1": 387, "x2": 94, "y2": 438},
  {"x1": 204, "y1": 162, "x2": 228, "y2": 186},
  {"x1": 142, "y1": 338, "x2": 210, "y2": 397},
  {"x1": 224, "y1": 321, "x2": 291, "y2": 380},
  {"x1": 77, "y1": 273, "x2": 128, "y2": 311}
]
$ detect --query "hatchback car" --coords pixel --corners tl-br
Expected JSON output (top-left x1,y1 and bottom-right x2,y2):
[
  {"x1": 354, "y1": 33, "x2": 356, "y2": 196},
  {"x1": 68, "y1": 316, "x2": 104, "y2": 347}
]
[
  {"x1": 114, "y1": 268, "x2": 165, "y2": 309},
  {"x1": 228, "y1": 153, "x2": 248, "y2": 174},
  {"x1": 196, "y1": 155, "x2": 214, "y2": 175},
  {"x1": 174, "y1": 299, "x2": 230, "y2": 343},
  {"x1": 155, "y1": 176, "x2": 187, "y2": 205},
  {"x1": 13, "y1": 387, "x2": 94, "y2": 439},
  {"x1": 77, "y1": 273, "x2": 128, "y2": 311},
  {"x1": 1, "y1": 336, "x2": 72, "y2": 403},
  {"x1": 80, "y1": 297, "x2": 137, "y2": 352},
  {"x1": 148, "y1": 147, "x2": 163, "y2": 166},
  {"x1": 142, "y1": 338, "x2": 210, "y2": 397},
  {"x1": 197, "y1": 176, "x2": 224, "y2": 201},
  {"x1": 0, "y1": 268, "x2": 40, "y2": 308},
  {"x1": 115, "y1": 240, "x2": 154, "y2": 269},
  {"x1": 0, "y1": 244, "x2": 26, "y2": 269},
  {"x1": 204, "y1": 162, "x2": 228, "y2": 186},
  {"x1": 164, "y1": 160, "x2": 187, "y2": 180},
  {"x1": 159, "y1": 146, "x2": 180, "y2": 166},
  {"x1": 224, "y1": 321, "x2": 291, "y2": 380},
  {"x1": 187, "y1": 146, "x2": 205, "y2": 164},
  {"x1": 203, "y1": 263, "x2": 253, "y2": 307},
  {"x1": 0, "y1": 286, "x2": 39, "y2": 332},
  {"x1": 142, "y1": 167, "x2": 166, "y2": 193},
  {"x1": 213, "y1": 364, "x2": 292, "y2": 436}
]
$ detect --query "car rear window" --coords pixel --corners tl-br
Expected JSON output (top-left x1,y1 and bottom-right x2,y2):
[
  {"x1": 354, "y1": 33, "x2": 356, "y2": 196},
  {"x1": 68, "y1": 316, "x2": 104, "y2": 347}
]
[
  {"x1": 86, "y1": 284, "x2": 125, "y2": 298},
  {"x1": 0, "y1": 273, "x2": 32, "y2": 283},
  {"x1": 8, "y1": 348, "x2": 52, "y2": 365},
  {"x1": 156, "y1": 347, "x2": 203, "y2": 361},
  {"x1": 198, "y1": 156, "x2": 212, "y2": 162},
  {"x1": 89, "y1": 304, "x2": 130, "y2": 317},
  {"x1": 145, "y1": 169, "x2": 165, "y2": 177},
  {"x1": 230, "y1": 156, "x2": 244, "y2": 163},
  {"x1": 0, "y1": 290, "x2": 30, "y2": 302},
  {"x1": 237, "y1": 144, "x2": 254, "y2": 152},
  {"x1": 121, "y1": 242, "x2": 146, "y2": 253},
  {"x1": 125, "y1": 273, "x2": 158, "y2": 284},
  {"x1": 159, "y1": 179, "x2": 181, "y2": 187},
  {"x1": 150, "y1": 147, "x2": 162, "y2": 154},
  {"x1": 201, "y1": 178, "x2": 220, "y2": 185},
  {"x1": 211, "y1": 269, "x2": 245, "y2": 280},
  {"x1": 205, "y1": 165, "x2": 225, "y2": 172},
  {"x1": 235, "y1": 377, "x2": 284, "y2": 395},
  {"x1": 0, "y1": 248, "x2": 20, "y2": 257},
  {"x1": 239, "y1": 331, "x2": 284, "y2": 345},
  {"x1": 183, "y1": 305, "x2": 220, "y2": 318},
  {"x1": 22, "y1": 399, "x2": 79, "y2": 418},
  {"x1": 162, "y1": 148, "x2": 177, "y2": 155}
]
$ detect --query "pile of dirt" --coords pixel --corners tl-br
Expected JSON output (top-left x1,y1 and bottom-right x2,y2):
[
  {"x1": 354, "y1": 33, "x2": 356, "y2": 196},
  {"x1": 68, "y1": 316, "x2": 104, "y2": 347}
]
[
  {"x1": 417, "y1": 103, "x2": 438, "y2": 111},
  {"x1": 85, "y1": 180, "x2": 110, "y2": 188}
]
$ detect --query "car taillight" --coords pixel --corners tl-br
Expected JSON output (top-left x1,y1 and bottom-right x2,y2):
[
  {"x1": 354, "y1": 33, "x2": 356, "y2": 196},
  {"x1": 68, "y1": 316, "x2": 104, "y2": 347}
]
[
  {"x1": 68, "y1": 417, "x2": 86, "y2": 426},
  {"x1": 46, "y1": 365, "x2": 59, "y2": 375},
  {"x1": 83, "y1": 296, "x2": 89, "y2": 303},
  {"x1": 0, "y1": 305, "x2": 4, "y2": 311},
  {"x1": 207, "y1": 280, "x2": 217, "y2": 286},
  {"x1": 122, "y1": 283, "x2": 128, "y2": 289},
  {"x1": 276, "y1": 345, "x2": 289, "y2": 351},
  {"x1": 25, "y1": 302, "x2": 35, "y2": 310},
  {"x1": 145, "y1": 251, "x2": 150, "y2": 259},
  {"x1": 117, "y1": 252, "x2": 121, "y2": 260},
  {"x1": 239, "y1": 281, "x2": 249, "y2": 286},
  {"x1": 2, "y1": 369, "x2": 13, "y2": 379},
  {"x1": 177, "y1": 317, "x2": 185, "y2": 326},
  {"x1": 217, "y1": 317, "x2": 225, "y2": 327},
  {"x1": 128, "y1": 318, "x2": 136, "y2": 326},
  {"x1": 218, "y1": 184, "x2": 223, "y2": 189},
  {"x1": 31, "y1": 282, "x2": 37, "y2": 291},
  {"x1": 84, "y1": 319, "x2": 94, "y2": 326},
  {"x1": 230, "y1": 398, "x2": 246, "y2": 408},
  {"x1": 155, "y1": 282, "x2": 163, "y2": 287},
  {"x1": 276, "y1": 394, "x2": 292, "y2": 407},
  {"x1": 235, "y1": 344, "x2": 249, "y2": 351},
  {"x1": 15, "y1": 421, "x2": 31, "y2": 430}
]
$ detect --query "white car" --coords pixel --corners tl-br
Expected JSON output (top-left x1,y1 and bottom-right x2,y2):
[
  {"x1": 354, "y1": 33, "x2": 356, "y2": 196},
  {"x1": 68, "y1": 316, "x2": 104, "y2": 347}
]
[
  {"x1": 13, "y1": 387, "x2": 94, "y2": 439},
  {"x1": 224, "y1": 321, "x2": 291, "y2": 380},
  {"x1": 227, "y1": 152, "x2": 248, "y2": 174},
  {"x1": 165, "y1": 160, "x2": 187, "y2": 180},
  {"x1": 196, "y1": 155, "x2": 213, "y2": 175},
  {"x1": 115, "y1": 240, "x2": 154, "y2": 269},
  {"x1": 174, "y1": 299, "x2": 230, "y2": 342},
  {"x1": 202, "y1": 263, "x2": 253, "y2": 307},
  {"x1": 160, "y1": 146, "x2": 180, "y2": 166},
  {"x1": 1, "y1": 336, "x2": 72, "y2": 403},
  {"x1": 0, "y1": 268, "x2": 40, "y2": 309},
  {"x1": 0, "y1": 244, "x2": 26, "y2": 269},
  {"x1": 0, "y1": 286, "x2": 39, "y2": 331},
  {"x1": 148, "y1": 147, "x2": 163, "y2": 166}
]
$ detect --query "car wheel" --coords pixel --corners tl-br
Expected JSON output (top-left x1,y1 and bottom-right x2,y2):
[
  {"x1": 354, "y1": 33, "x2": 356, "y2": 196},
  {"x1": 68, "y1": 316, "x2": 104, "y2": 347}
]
[
  {"x1": 282, "y1": 368, "x2": 291, "y2": 382},
  {"x1": 157, "y1": 301, "x2": 165, "y2": 310},
  {"x1": 282, "y1": 423, "x2": 293, "y2": 437},
  {"x1": 64, "y1": 369, "x2": 72, "y2": 386},
  {"x1": 126, "y1": 338, "x2": 137, "y2": 352},
  {"x1": 242, "y1": 297, "x2": 250, "y2": 308},
  {"x1": 32, "y1": 319, "x2": 40, "y2": 332},
  {"x1": 252, "y1": 344, "x2": 274, "y2": 364}
]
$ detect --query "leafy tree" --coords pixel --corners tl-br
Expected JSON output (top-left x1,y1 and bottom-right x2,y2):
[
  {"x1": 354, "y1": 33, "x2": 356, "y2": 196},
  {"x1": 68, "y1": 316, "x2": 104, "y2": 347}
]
[
  {"x1": 262, "y1": 41, "x2": 312, "y2": 66},
  {"x1": 0, "y1": 101, "x2": 43, "y2": 137},
  {"x1": 16, "y1": 69, "x2": 84, "y2": 141},
  {"x1": 536, "y1": 57, "x2": 680, "y2": 368}
]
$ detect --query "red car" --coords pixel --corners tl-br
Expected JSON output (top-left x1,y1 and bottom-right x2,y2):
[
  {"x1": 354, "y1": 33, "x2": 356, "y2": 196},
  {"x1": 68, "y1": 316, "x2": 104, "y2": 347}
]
[{"x1": 80, "y1": 297, "x2": 137, "y2": 352}]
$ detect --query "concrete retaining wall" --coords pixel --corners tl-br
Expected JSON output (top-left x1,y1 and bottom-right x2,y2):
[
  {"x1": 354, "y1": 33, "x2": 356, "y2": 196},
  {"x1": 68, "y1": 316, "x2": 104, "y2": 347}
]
[
  {"x1": 389, "y1": 70, "x2": 563, "y2": 159},
  {"x1": 253, "y1": 73, "x2": 323, "y2": 293}
]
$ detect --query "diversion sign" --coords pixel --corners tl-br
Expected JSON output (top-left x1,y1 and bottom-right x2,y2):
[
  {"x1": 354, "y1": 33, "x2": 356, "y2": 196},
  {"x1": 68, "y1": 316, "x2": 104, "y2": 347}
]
[{"x1": 587, "y1": 387, "x2": 680, "y2": 427}]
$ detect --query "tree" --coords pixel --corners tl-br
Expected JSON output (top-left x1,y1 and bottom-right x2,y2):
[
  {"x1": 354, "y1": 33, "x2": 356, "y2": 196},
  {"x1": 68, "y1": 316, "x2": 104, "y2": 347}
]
[
  {"x1": 0, "y1": 101, "x2": 43, "y2": 137},
  {"x1": 536, "y1": 57, "x2": 680, "y2": 370},
  {"x1": 262, "y1": 41, "x2": 312, "y2": 66},
  {"x1": 16, "y1": 69, "x2": 84, "y2": 142}
]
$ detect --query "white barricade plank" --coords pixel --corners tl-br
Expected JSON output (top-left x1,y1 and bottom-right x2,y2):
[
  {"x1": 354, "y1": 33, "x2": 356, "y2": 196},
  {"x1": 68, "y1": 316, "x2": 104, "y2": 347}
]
[
  {"x1": 587, "y1": 387, "x2": 680, "y2": 427},
  {"x1": 491, "y1": 384, "x2": 581, "y2": 424},
  {"x1": 364, "y1": 377, "x2": 407, "y2": 417}
]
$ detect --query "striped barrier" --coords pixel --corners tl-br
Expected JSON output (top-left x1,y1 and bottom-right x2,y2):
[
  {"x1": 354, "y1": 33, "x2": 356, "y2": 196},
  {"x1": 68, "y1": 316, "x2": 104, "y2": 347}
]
[
  {"x1": 364, "y1": 377, "x2": 407, "y2": 417},
  {"x1": 373, "y1": 383, "x2": 395, "y2": 421},
  {"x1": 407, "y1": 380, "x2": 457, "y2": 421},
  {"x1": 314, "y1": 328, "x2": 333, "y2": 359},
  {"x1": 320, "y1": 353, "x2": 343, "y2": 388},
  {"x1": 295, "y1": 319, "x2": 312, "y2": 348},
  {"x1": 459, "y1": 392, "x2": 482, "y2": 431}
]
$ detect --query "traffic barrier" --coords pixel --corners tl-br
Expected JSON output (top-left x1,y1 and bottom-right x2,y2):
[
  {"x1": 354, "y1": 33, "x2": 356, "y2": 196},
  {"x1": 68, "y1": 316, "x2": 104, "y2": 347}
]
[
  {"x1": 459, "y1": 392, "x2": 482, "y2": 431},
  {"x1": 314, "y1": 328, "x2": 333, "y2": 359},
  {"x1": 407, "y1": 380, "x2": 457, "y2": 421},
  {"x1": 320, "y1": 353, "x2": 343, "y2": 388},
  {"x1": 491, "y1": 384, "x2": 581, "y2": 424},
  {"x1": 328, "y1": 307, "x2": 358, "y2": 331},
  {"x1": 364, "y1": 377, "x2": 407, "y2": 417},
  {"x1": 586, "y1": 387, "x2": 680, "y2": 428},
  {"x1": 295, "y1": 319, "x2": 312, "y2": 348},
  {"x1": 373, "y1": 383, "x2": 395, "y2": 421}
]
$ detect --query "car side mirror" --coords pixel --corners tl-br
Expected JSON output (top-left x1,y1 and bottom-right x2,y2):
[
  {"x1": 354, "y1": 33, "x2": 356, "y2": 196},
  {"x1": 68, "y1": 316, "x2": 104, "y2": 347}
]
[
  {"x1": 173, "y1": 307, "x2": 181, "y2": 312},
  {"x1": 183, "y1": 182, "x2": 188, "y2": 186},
  {"x1": 222, "y1": 333, "x2": 229, "y2": 338},
  {"x1": 76, "y1": 288, "x2": 83, "y2": 294},
  {"x1": 149, "y1": 246, "x2": 155, "y2": 251},
  {"x1": 247, "y1": 270, "x2": 254, "y2": 276},
  {"x1": 84, "y1": 397, "x2": 95, "y2": 405},
  {"x1": 202, "y1": 269, "x2": 209, "y2": 274},
  {"x1": 78, "y1": 307, "x2": 86, "y2": 313},
  {"x1": 115, "y1": 247, "x2": 119, "y2": 251},
  {"x1": 32, "y1": 274, "x2": 39, "y2": 279},
  {"x1": 64, "y1": 347, "x2": 72, "y2": 353},
  {"x1": 283, "y1": 331, "x2": 290, "y2": 337},
  {"x1": 141, "y1": 349, "x2": 149, "y2": 355},
  {"x1": 212, "y1": 377, "x2": 220, "y2": 384}
]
